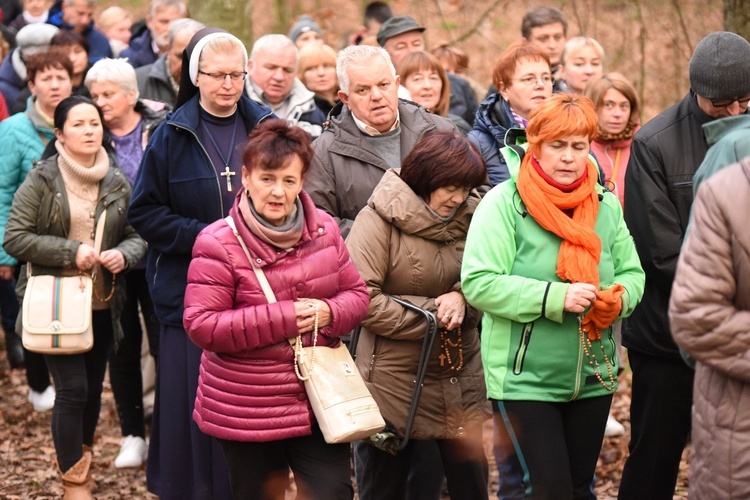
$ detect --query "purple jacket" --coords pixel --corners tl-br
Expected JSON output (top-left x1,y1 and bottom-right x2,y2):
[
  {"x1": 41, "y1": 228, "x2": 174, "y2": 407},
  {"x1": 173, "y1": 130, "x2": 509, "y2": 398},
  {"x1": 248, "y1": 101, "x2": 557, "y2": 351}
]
[{"x1": 184, "y1": 190, "x2": 369, "y2": 442}]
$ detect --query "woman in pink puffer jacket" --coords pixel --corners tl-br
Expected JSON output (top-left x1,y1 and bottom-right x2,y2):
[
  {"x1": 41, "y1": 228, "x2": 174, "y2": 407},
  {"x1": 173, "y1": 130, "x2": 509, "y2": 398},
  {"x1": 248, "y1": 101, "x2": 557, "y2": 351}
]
[{"x1": 183, "y1": 120, "x2": 369, "y2": 500}]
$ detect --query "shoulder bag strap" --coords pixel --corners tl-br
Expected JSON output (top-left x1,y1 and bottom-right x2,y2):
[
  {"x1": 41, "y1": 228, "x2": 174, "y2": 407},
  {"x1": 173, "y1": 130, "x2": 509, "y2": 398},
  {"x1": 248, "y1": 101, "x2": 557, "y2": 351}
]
[{"x1": 224, "y1": 216, "x2": 297, "y2": 348}]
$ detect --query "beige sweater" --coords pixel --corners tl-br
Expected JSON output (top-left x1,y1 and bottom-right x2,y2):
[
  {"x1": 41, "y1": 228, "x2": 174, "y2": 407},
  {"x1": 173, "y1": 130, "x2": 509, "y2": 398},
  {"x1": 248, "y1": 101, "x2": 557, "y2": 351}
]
[{"x1": 56, "y1": 143, "x2": 110, "y2": 309}]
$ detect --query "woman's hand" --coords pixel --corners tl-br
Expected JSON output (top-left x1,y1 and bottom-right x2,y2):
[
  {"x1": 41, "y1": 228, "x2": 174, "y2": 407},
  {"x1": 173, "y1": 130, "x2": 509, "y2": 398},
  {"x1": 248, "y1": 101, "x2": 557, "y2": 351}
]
[
  {"x1": 295, "y1": 298, "x2": 332, "y2": 333},
  {"x1": 99, "y1": 249, "x2": 126, "y2": 274},
  {"x1": 75, "y1": 244, "x2": 99, "y2": 271},
  {"x1": 563, "y1": 283, "x2": 598, "y2": 313},
  {"x1": 435, "y1": 291, "x2": 466, "y2": 330}
]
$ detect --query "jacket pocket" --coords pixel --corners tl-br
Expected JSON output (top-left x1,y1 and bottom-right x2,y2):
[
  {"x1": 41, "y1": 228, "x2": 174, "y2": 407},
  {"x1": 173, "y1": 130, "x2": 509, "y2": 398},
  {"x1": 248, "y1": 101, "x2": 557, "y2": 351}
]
[{"x1": 512, "y1": 322, "x2": 534, "y2": 375}]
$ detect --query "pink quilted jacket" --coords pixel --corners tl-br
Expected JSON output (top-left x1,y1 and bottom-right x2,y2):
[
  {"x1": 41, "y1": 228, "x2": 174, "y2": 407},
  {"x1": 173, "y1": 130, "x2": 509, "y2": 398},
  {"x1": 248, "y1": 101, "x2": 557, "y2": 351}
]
[{"x1": 183, "y1": 190, "x2": 369, "y2": 442}]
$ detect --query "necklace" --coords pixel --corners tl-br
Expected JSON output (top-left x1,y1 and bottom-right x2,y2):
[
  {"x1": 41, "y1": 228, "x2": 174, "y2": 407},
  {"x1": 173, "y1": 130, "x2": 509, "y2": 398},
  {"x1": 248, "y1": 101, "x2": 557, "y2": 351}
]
[
  {"x1": 439, "y1": 326, "x2": 464, "y2": 372},
  {"x1": 293, "y1": 304, "x2": 318, "y2": 380},
  {"x1": 578, "y1": 315, "x2": 615, "y2": 391},
  {"x1": 201, "y1": 112, "x2": 239, "y2": 192}
]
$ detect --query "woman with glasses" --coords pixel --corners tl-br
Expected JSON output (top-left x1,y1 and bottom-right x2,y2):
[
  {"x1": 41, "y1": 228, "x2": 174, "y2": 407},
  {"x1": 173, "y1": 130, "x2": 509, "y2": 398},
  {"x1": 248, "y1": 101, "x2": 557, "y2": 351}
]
[
  {"x1": 127, "y1": 28, "x2": 272, "y2": 500},
  {"x1": 468, "y1": 40, "x2": 553, "y2": 186}
]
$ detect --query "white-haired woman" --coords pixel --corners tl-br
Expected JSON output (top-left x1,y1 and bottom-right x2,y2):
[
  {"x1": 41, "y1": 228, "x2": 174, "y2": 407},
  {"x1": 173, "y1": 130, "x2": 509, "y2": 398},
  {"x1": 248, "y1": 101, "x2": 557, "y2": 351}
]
[
  {"x1": 127, "y1": 28, "x2": 272, "y2": 499},
  {"x1": 84, "y1": 57, "x2": 167, "y2": 469}
]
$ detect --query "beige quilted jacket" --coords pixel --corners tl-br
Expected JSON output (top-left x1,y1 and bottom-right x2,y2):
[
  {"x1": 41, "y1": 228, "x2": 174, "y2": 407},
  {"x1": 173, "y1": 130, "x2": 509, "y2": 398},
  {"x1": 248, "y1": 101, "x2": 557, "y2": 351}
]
[{"x1": 670, "y1": 157, "x2": 750, "y2": 500}]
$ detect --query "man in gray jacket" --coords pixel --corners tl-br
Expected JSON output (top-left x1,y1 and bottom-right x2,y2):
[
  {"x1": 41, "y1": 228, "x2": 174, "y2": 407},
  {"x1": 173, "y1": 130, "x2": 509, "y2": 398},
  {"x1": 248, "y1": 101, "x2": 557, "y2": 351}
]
[
  {"x1": 135, "y1": 18, "x2": 203, "y2": 108},
  {"x1": 305, "y1": 45, "x2": 455, "y2": 238}
]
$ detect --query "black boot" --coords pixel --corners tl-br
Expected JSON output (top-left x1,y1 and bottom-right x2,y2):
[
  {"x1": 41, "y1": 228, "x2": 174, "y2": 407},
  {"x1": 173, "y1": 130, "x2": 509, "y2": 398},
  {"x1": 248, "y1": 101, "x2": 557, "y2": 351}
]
[{"x1": 5, "y1": 330, "x2": 25, "y2": 369}]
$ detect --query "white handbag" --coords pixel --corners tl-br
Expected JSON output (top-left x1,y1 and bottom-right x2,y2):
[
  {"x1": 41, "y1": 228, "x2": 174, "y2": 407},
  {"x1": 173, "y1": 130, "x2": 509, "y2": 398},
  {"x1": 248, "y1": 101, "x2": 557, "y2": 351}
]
[
  {"x1": 225, "y1": 215, "x2": 385, "y2": 443},
  {"x1": 21, "y1": 211, "x2": 108, "y2": 355}
]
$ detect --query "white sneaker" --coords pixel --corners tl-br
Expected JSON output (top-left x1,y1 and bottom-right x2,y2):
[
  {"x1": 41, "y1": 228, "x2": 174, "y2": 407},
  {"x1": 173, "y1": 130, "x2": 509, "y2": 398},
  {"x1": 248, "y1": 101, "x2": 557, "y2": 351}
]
[
  {"x1": 604, "y1": 412, "x2": 625, "y2": 437},
  {"x1": 28, "y1": 386, "x2": 55, "y2": 412},
  {"x1": 114, "y1": 435, "x2": 148, "y2": 468}
]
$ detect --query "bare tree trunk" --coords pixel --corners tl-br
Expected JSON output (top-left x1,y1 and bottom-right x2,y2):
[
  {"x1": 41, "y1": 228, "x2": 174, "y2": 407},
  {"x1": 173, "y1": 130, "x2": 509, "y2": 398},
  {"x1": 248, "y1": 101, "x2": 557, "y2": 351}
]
[
  {"x1": 189, "y1": 0, "x2": 254, "y2": 46},
  {"x1": 724, "y1": 0, "x2": 750, "y2": 39}
]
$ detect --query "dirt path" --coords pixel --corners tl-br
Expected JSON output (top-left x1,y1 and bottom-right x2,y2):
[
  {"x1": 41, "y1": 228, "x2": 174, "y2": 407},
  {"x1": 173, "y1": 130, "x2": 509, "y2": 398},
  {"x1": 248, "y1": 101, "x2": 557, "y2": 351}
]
[{"x1": 0, "y1": 349, "x2": 688, "y2": 499}]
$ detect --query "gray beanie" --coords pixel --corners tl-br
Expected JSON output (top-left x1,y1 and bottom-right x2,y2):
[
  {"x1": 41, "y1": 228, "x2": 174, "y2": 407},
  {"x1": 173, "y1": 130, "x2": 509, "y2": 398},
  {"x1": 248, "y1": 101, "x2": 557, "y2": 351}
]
[
  {"x1": 689, "y1": 31, "x2": 750, "y2": 100},
  {"x1": 288, "y1": 15, "x2": 323, "y2": 43}
]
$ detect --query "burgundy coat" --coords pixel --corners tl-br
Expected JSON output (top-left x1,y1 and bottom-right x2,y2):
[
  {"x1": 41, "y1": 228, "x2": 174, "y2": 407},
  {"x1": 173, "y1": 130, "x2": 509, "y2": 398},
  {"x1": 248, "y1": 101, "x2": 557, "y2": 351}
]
[{"x1": 183, "y1": 190, "x2": 369, "y2": 442}]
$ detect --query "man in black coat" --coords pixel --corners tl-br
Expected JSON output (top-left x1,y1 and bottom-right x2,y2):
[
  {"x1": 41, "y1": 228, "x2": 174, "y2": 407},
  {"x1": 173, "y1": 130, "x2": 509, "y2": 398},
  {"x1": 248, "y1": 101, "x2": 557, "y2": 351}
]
[{"x1": 619, "y1": 31, "x2": 750, "y2": 500}]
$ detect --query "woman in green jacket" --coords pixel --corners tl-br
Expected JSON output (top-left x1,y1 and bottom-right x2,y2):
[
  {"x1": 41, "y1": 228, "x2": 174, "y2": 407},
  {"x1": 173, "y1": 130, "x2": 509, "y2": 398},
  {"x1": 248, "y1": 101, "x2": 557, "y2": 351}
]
[
  {"x1": 461, "y1": 93, "x2": 644, "y2": 499},
  {"x1": 3, "y1": 96, "x2": 145, "y2": 498}
]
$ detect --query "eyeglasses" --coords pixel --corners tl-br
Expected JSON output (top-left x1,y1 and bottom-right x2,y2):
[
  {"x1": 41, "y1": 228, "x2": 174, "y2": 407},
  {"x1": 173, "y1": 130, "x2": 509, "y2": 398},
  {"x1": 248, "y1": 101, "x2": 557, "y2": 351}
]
[
  {"x1": 198, "y1": 70, "x2": 248, "y2": 82},
  {"x1": 710, "y1": 94, "x2": 750, "y2": 108},
  {"x1": 514, "y1": 75, "x2": 554, "y2": 87}
]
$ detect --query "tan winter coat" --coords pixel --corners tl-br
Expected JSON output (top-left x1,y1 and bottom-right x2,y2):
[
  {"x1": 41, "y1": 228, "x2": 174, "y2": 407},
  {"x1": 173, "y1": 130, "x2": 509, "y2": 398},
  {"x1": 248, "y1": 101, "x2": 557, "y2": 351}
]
[
  {"x1": 346, "y1": 170, "x2": 491, "y2": 441},
  {"x1": 670, "y1": 157, "x2": 750, "y2": 500}
]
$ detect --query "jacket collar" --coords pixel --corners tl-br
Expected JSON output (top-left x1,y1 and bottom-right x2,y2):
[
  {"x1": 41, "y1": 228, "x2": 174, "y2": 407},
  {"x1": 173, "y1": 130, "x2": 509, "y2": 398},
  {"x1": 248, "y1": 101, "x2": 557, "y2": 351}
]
[
  {"x1": 166, "y1": 93, "x2": 273, "y2": 134},
  {"x1": 701, "y1": 114, "x2": 750, "y2": 147},
  {"x1": 34, "y1": 153, "x2": 125, "y2": 197},
  {"x1": 322, "y1": 99, "x2": 438, "y2": 171},
  {"x1": 474, "y1": 92, "x2": 518, "y2": 142},
  {"x1": 228, "y1": 190, "x2": 326, "y2": 267},
  {"x1": 368, "y1": 169, "x2": 478, "y2": 242}
]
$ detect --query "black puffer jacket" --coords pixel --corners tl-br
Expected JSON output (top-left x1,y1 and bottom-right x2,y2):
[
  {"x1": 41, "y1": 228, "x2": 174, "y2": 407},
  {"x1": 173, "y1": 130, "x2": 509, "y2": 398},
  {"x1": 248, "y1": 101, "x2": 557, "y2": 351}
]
[{"x1": 622, "y1": 91, "x2": 729, "y2": 358}]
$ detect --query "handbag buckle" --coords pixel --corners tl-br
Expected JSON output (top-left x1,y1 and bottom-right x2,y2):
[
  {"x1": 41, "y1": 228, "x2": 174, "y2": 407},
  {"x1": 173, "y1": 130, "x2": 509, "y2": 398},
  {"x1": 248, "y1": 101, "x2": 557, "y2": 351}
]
[{"x1": 50, "y1": 321, "x2": 62, "y2": 332}]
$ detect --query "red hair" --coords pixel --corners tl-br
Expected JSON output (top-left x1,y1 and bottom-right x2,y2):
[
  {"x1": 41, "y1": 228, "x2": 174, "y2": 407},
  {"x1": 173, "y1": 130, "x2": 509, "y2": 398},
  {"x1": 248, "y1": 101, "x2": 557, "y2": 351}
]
[
  {"x1": 492, "y1": 40, "x2": 550, "y2": 91},
  {"x1": 525, "y1": 93, "x2": 598, "y2": 157},
  {"x1": 242, "y1": 119, "x2": 314, "y2": 176}
]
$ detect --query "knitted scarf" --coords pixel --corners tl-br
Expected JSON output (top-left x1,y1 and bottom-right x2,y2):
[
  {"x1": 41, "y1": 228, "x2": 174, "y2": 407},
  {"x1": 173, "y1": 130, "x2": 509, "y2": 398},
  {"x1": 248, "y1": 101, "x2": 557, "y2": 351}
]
[
  {"x1": 596, "y1": 121, "x2": 636, "y2": 143},
  {"x1": 517, "y1": 154, "x2": 622, "y2": 340},
  {"x1": 518, "y1": 155, "x2": 601, "y2": 286}
]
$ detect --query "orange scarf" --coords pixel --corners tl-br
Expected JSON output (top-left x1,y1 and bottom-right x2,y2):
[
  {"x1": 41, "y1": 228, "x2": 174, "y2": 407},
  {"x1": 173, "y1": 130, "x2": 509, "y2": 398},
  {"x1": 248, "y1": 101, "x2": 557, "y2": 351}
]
[
  {"x1": 517, "y1": 155, "x2": 620, "y2": 340},
  {"x1": 517, "y1": 154, "x2": 601, "y2": 286}
]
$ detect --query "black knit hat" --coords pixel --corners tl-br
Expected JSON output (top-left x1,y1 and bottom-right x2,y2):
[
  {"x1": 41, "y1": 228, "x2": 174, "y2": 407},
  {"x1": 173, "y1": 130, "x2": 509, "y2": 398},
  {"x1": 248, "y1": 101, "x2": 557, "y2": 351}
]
[{"x1": 689, "y1": 31, "x2": 750, "y2": 100}]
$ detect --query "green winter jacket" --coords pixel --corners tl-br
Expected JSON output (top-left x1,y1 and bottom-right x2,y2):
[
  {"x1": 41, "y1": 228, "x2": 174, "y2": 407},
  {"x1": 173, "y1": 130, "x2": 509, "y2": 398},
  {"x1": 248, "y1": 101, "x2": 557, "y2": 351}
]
[
  {"x1": 461, "y1": 145, "x2": 645, "y2": 402},
  {"x1": 3, "y1": 154, "x2": 146, "y2": 343}
]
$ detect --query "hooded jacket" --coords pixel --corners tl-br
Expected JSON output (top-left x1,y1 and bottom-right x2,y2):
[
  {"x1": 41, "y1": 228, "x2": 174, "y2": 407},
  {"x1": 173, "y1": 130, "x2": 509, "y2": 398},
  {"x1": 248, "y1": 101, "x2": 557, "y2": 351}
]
[
  {"x1": 346, "y1": 169, "x2": 490, "y2": 439},
  {"x1": 3, "y1": 154, "x2": 146, "y2": 342},
  {"x1": 0, "y1": 97, "x2": 55, "y2": 266},
  {"x1": 467, "y1": 93, "x2": 518, "y2": 186},
  {"x1": 245, "y1": 77, "x2": 325, "y2": 138},
  {"x1": 127, "y1": 93, "x2": 273, "y2": 327},
  {"x1": 462, "y1": 146, "x2": 645, "y2": 402},
  {"x1": 305, "y1": 99, "x2": 456, "y2": 238},
  {"x1": 184, "y1": 190, "x2": 369, "y2": 442},
  {"x1": 622, "y1": 91, "x2": 727, "y2": 359},
  {"x1": 670, "y1": 158, "x2": 750, "y2": 500},
  {"x1": 693, "y1": 114, "x2": 750, "y2": 191}
]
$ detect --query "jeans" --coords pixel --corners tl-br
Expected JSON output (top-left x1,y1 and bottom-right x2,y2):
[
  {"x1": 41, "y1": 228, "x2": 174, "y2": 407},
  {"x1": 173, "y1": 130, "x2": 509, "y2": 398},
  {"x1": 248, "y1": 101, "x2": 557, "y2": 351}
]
[{"x1": 45, "y1": 309, "x2": 113, "y2": 472}]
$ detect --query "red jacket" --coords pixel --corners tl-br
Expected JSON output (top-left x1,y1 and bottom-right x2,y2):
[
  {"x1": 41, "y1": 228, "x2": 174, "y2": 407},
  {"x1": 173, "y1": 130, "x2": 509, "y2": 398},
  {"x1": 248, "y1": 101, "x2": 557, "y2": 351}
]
[{"x1": 184, "y1": 190, "x2": 369, "y2": 442}]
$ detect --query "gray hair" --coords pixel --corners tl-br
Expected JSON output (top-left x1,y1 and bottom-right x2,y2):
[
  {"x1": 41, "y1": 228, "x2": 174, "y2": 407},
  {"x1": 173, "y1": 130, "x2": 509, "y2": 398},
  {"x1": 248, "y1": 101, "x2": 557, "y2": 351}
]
[
  {"x1": 168, "y1": 18, "x2": 205, "y2": 48},
  {"x1": 250, "y1": 34, "x2": 298, "y2": 65},
  {"x1": 64, "y1": 0, "x2": 96, "y2": 6},
  {"x1": 148, "y1": 0, "x2": 188, "y2": 17},
  {"x1": 337, "y1": 45, "x2": 395, "y2": 95},
  {"x1": 84, "y1": 58, "x2": 139, "y2": 100}
]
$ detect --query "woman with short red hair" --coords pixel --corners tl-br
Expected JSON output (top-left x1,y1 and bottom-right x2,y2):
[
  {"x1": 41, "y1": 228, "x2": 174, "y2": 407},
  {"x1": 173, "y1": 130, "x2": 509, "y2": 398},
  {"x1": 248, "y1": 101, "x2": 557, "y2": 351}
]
[{"x1": 462, "y1": 93, "x2": 645, "y2": 498}]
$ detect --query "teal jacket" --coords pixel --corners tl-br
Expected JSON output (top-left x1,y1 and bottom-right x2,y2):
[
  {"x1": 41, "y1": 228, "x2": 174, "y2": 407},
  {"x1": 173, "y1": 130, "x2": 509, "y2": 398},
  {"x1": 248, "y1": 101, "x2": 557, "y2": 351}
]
[
  {"x1": 461, "y1": 145, "x2": 645, "y2": 402},
  {"x1": 0, "y1": 100, "x2": 55, "y2": 266},
  {"x1": 693, "y1": 114, "x2": 750, "y2": 195}
]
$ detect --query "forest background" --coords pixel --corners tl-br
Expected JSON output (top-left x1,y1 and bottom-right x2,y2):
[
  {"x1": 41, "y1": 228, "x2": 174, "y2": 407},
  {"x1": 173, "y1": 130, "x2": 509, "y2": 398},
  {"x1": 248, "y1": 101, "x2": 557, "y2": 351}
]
[{"x1": 108, "y1": 0, "x2": 748, "y2": 122}]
